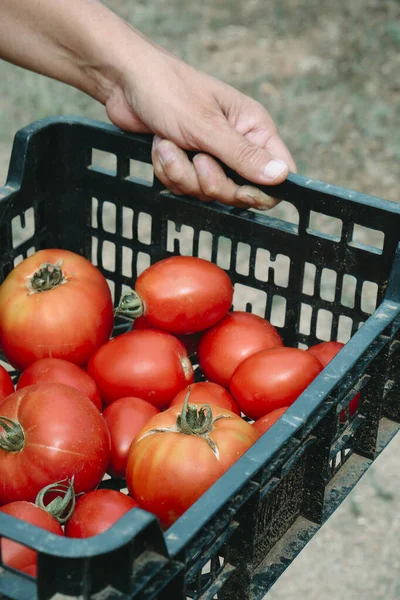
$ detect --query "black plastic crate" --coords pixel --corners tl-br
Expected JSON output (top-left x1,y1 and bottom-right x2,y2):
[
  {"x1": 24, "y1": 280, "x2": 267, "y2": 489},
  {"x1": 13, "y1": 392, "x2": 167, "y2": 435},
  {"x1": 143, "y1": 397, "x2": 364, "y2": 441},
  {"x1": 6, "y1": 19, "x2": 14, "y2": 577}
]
[{"x1": 1, "y1": 116, "x2": 400, "y2": 600}]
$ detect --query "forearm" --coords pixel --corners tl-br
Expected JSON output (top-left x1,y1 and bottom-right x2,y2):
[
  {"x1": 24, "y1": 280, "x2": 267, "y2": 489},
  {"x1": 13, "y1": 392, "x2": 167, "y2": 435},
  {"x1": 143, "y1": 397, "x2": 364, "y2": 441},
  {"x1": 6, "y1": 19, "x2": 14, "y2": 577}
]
[{"x1": 0, "y1": 0, "x2": 148, "y2": 103}]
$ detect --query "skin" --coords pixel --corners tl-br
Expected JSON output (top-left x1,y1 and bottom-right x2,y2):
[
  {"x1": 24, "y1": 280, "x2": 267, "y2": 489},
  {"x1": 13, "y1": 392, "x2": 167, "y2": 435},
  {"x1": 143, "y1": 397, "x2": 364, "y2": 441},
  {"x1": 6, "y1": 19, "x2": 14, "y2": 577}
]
[{"x1": 1, "y1": 0, "x2": 296, "y2": 209}]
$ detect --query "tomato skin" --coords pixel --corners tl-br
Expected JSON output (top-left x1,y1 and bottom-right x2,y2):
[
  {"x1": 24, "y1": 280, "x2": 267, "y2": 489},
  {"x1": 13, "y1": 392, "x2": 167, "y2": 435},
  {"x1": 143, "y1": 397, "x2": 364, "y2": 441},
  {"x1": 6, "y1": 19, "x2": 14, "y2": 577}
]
[
  {"x1": 252, "y1": 407, "x2": 289, "y2": 435},
  {"x1": 197, "y1": 311, "x2": 283, "y2": 388},
  {"x1": 65, "y1": 490, "x2": 138, "y2": 538},
  {"x1": 0, "y1": 501, "x2": 63, "y2": 573},
  {"x1": 0, "y1": 249, "x2": 114, "y2": 370},
  {"x1": 306, "y1": 341, "x2": 360, "y2": 420},
  {"x1": 17, "y1": 358, "x2": 102, "y2": 411},
  {"x1": 0, "y1": 383, "x2": 111, "y2": 504},
  {"x1": 126, "y1": 404, "x2": 259, "y2": 529},
  {"x1": 134, "y1": 256, "x2": 233, "y2": 335},
  {"x1": 87, "y1": 330, "x2": 194, "y2": 409},
  {"x1": 0, "y1": 365, "x2": 14, "y2": 404},
  {"x1": 230, "y1": 347, "x2": 323, "y2": 420},
  {"x1": 103, "y1": 397, "x2": 160, "y2": 478},
  {"x1": 133, "y1": 315, "x2": 201, "y2": 356},
  {"x1": 170, "y1": 382, "x2": 241, "y2": 416}
]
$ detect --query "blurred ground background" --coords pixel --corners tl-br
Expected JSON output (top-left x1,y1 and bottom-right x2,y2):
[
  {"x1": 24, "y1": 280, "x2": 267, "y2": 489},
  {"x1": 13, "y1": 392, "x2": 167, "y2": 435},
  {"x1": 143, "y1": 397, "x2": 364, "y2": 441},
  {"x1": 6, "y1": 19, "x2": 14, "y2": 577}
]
[{"x1": 0, "y1": 0, "x2": 399, "y2": 598}]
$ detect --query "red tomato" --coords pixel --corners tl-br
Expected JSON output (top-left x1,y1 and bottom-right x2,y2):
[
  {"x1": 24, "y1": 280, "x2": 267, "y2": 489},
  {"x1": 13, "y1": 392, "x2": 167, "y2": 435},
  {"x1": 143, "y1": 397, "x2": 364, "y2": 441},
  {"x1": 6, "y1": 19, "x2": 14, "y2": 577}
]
[
  {"x1": 197, "y1": 311, "x2": 283, "y2": 388},
  {"x1": 17, "y1": 358, "x2": 102, "y2": 411},
  {"x1": 133, "y1": 315, "x2": 201, "y2": 356},
  {"x1": 126, "y1": 400, "x2": 259, "y2": 529},
  {"x1": 230, "y1": 347, "x2": 323, "y2": 420},
  {"x1": 0, "y1": 383, "x2": 110, "y2": 504},
  {"x1": 65, "y1": 490, "x2": 138, "y2": 538},
  {"x1": 103, "y1": 397, "x2": 160, "y2": 478},
  {"x1": 306, "y1": 341, "x2": 360, "y2": 420},
  {"x1": 116, "y1": 256, "x2": 233, "y2": 335},
  {"x1": 0, "y1": 249, "x2": 114, "y2": 370},
  {"x1": 87, "y1": 330, "x2": 194, "y2": 409},
  {"x1": 170, "y1": 382, "x2": 241, "y2": 415},
  {"x1": 0, "y1": 365, "x2": 14, "y2": 404},
  {"x1": 252, "y1": 407, "x2": 289, "y2": 435},
  {"x1": 0, "y1": 501, "x2": 63, "y2": 574}
]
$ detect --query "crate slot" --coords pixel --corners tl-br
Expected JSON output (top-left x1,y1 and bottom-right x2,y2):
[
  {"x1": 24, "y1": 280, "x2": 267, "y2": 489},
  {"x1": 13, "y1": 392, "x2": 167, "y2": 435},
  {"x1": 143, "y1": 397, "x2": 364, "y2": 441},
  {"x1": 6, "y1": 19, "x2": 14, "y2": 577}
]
[
  {"x1": 254, "y1": 249, "x2": 291, "y2": 288},
  {"x1": 361, "y1": 280, "x2": 379, "y2": 314},
  {"x1": 261, "y1": 200, "x2": 299, "y2": 226},
  {"x1": 101, "y1": 201, "x2": 117, "y2": 234},
  {"x1": 270, "y1": 295, "x2": 287, "y2": 328},
  {"x1": 127, "y1": 159, "x2": 154, "y2": 186},
  {"x1": 11, "y1": 207, "x2": 34, "y2": 248},
  {"x1": 167, "y1": 220, "x2": 194, "y2": 255},
  {"x1": 89, "y1": 148, "x2": 117, "y2": 175},
  {"x1": 216, "y1": 236, "x2": 232, "y2": 270},
  {"x1": 137, "y1": 212, "x2": 152, "y2": 245},
  {"x1": 316, "y1": 309, "x2": 333, "y2": 341},
  {"x1": 337, "y1": 314, "x2": 353, "y2": 343},
  {"x1": 121, "y1": 206, "x2": 134, "y2": 239},
  {"x1": 101, "y1": 240, "x2": 116, "y2": 272},
  {"x1": 320, "y1": 267, "x2": 337, "y2": 302},
  {"x1": 350, "y1": 223, "x2": 385, "y2": 254},
  {"x1": 235, "y1": 242, "x2": 251, "y2": 276},
  {"x1": 307, "y1": 210, "x2": 343, "y2": 242},
  {"x1": 136, "y1": 251, "x2": 151, "y2": 276},
  {"x1": 233, "y1": 283, "x2": 267, "y2": 317},
  {"x1": 301, "y1": 261, "x2": 317, "y2": 296},
  {"x1": 299, "y1": 303, "x2": 312, "y2": 335},
  {"x1": 340, "y1": 273, "x2": 357, "y2": 308}
]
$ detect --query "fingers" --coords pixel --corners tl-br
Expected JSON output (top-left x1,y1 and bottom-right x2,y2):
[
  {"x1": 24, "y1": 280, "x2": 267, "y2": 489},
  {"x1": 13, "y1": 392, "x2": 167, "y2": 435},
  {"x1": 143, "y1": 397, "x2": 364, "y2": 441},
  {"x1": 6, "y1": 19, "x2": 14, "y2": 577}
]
[{"x1": 152, "y1": 137, "x2": 277, "y2": 209}]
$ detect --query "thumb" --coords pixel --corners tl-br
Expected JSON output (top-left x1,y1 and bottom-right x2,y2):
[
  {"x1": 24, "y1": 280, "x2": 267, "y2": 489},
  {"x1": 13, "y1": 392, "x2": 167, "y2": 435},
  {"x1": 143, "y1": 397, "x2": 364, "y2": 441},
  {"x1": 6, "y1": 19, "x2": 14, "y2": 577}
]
[{"x1": 200, "y1": 125, "x2": 290, "y2": 185}]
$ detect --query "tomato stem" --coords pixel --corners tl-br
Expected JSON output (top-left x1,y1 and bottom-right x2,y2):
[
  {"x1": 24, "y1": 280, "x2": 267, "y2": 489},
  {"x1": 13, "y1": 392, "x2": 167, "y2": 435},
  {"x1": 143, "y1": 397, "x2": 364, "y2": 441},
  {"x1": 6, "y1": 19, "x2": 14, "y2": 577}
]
[
  {"x1": 35, "y1": 477, "x2": 76, "y2": 524},
  {"x1": 114, "y1": 289, "x2": 144, "y2": 320},
  {"x1": 29, "y1": 261, "x2": 66, "y2": 293},
  {"x1": 0, "y1": 416, "x2": 25, "y2": 452}
]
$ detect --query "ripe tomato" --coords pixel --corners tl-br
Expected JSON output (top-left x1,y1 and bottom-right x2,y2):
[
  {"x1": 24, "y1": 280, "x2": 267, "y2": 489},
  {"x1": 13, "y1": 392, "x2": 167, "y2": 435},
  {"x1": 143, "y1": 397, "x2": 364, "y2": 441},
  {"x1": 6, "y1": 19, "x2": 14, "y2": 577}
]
[
  {"x1": 252, "y1": 407, "x2": 288, "y2": 435},
  {"x1": 197, "y1": 311, "x2": 283, "y2": 388},
  {"x1": 0, "y1": 365, "x2": 14, "y2": 404},
  {"x1": 65, "y1": 490, "x2": 138, "y2": 538},
  {"x1": 0, "y1": 383, "x2": 110, "y2": 504},
  {"x1": 306, "y1": 341, "x2": 360, "y2": 420},
  {"x1": 103, "y1": 397, "x2": 160, "y2": 478},
  {"x1": 115, "y1": 256, "x2": 233, "y2": 335},
  {"x1": 230, "y1": 347, "x2": 323, "y2": 420},
  {"x1": 126, "y1": 395, "x2": 259, "y2": 529},
  {"x1": 0, "y1": 249, "x2": 114, "y2": 370},
  {"x1": 0, "y1": 501, "x2": 63, "y2": 574},
  {"x1": 133, "y1": 315, "x2": 201, "y2": 357},
  {"x1": 17, "y1": 358, "x2": 102, "y2": 411},
  {"x1": 87, "y1": 329, "x2": 194, "y2": 409},
  {"x1": 170, "y1": 382, "x2": 241, "y2": 416}
]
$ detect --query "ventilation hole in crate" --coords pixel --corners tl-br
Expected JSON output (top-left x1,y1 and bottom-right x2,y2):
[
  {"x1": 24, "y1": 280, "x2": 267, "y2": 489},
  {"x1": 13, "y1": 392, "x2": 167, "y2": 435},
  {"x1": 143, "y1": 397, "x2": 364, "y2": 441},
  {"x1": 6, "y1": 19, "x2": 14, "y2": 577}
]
[
  {"x1": 350, "y1": 224, "x2": 384, "y2": 254},
  {"x1": 11, "y1": 207, "x2": 34, "y2": 247},
  {"x1": 106, "y1": 279, "x2": 115, "y2": 302},
  {"x1": 233, "y1": 283, "x2": 267, "y2": 316},
  {"x1": 27, "y1": 246, "x2": 35, "y2": 257},
  {"x1": 13, "y1": 255, "x2": 24, "y2": 267},
  {"x1": 254, "y1": 249, "x2": 290, "y2": 287},
  {"x1": 91, "y1": 237, "x2": 98, "y2": 266},
  {"x1": 122, "y1": 206, "x2": 134, "y2": 239},
  {"x1": 102, "y1": 241, "x2": 116, "y2": 272},
  {"x1": 235, "y1": 242, "x2": 251, "y2": 276},
  {"x1": 361, "y1": 281, "x2": 378, "y2": 314},
  {"x1": 270, "y1": 295, "x2": 287, "y2": 327},
  {"x1": 127, "y1": 159, "x2": 154, "y2": 185},
  {"x1": 197, "y1": 230, "x2": 213, "y2": 261},
  {"x1": 274, "y1": 254, "x2": 290, "y2": 287},
  {"x1": 216, "y1": 236, "x2": 232, "y2": 270},
  {"x1": 89, "y1": 148, "x2": 117, "y2": 175},
  {"x1": 298, "y1": 342, "x2": 308, "y2": 350},
  {"x1": 307, "y1": 211, "x2": 343, "y2": 242},
  {"x1": 337, "y1": 315, "x2": 353, "y2": 343},
  {"x1": 259, "y1": 200, "x2": 299, "y2": 225},
  {"x1": 316, "y1": 309, "x2": 333, "y2": 341},
  {"x1": 320, "y1": 268, "x2": 337, "y2": 302},
  {"x1": 137, "y1": 212, "x2": 152, "y2": 245},
  {"x1": 341, "y1": 274, "x2": 357, "y2": 308},
  {"x1": 167, "y1": 221, "x2": 194, "y2": 255},
  {"x1": 299, "y1": 303, "x2": 312, "y2": 335},
  {"x1": 254, "y1": 248, "x2": 270, "y2": 282},
  {"x1": 91, "y1": 197, "x2": 98, "y2": 228},
  {"x1": 302, "y1": 262, "x2": 316, "y2": 295},
  {"x1": 137, "y1": 252, "x2": 151, "y2": 276},
  {"x1": 122, "y1": 246, "x2": 133, "y2": 278},
  {"x1": 102, "y1": 201, "x2": 116, "y2": 234}
]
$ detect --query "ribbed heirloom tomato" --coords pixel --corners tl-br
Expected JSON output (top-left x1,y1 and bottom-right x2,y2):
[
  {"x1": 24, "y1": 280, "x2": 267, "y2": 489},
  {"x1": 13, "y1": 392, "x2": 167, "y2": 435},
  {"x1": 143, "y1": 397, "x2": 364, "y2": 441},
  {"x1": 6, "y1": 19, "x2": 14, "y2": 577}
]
[
  {"x1": 115, "y1": 256, "x2": 233, "y2": 335},
  {"x1": 0, "y1": 249, "x2": 114, "y2": 370},
  {"x1": 126, "y1": 392, "x2": 259, "y2": 529}
]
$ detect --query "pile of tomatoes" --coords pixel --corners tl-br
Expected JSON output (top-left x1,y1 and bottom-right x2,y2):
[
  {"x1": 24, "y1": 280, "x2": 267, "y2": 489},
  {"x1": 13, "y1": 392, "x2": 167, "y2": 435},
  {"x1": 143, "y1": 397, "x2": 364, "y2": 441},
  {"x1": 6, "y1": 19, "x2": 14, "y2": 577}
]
[{"x1": 0, "y1": 248, "x2": 357, "y2": 576}]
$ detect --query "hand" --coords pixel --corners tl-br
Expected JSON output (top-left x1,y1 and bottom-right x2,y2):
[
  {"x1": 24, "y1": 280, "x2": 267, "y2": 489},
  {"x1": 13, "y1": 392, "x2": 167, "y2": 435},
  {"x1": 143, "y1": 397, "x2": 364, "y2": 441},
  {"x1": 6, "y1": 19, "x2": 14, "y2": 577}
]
[{"x1": 105, "y1": 45, "x2": 296, "y2": 210}]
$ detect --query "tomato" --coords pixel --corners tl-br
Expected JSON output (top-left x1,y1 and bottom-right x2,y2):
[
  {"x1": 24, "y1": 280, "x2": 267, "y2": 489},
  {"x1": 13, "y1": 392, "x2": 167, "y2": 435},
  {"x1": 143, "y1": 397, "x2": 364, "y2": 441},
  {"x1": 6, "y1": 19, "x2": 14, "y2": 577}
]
[
  {"x1": 103, "y1": 397, "x2": 160, "y2": 478},
  {"x1": 133, "y1": 315, "x2": 201, "y2": 357},
  {"x1": 65, "y1": 490, "x2": 138, "y2": 538},
  {"x1": 0, "y1": 383, "x2": 110, "y2": 504},
  {"x1": 170, "y1": 382, "x2": 241, "y2": 415},
  {"x1": 306, "y1": 341, "x2": 360, "y2": 420},
  {"x1": 87, "y1": 329, "x2": 194, "y2": 409},
  {"x1": 0, "y1": 249, "x2": 114, "y2": 370},
  {"x1": 0, "y1": 365, "x2": 14, "y2": 404},
  {"x1": 230, "y1": 347, "x2": 323, "y2": 420},
  {"x1": 0, "y1": 501, "x2": 63, "y2": 574},
  {"x1": 126, "y1": 394, "x2": 259, "y2": 529},
  {"x1": 252, "y1": 407, "x2": 288, "y2": 435},
  {"x1": 197, "y1": 311, "x2": 283, "y2": 388},
  {"x1": 115, "y1": 256, "x2": 233, "y2": 335},
  {"x1": 17, "y1": 358, "x2": 102, "y2": 411}
]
